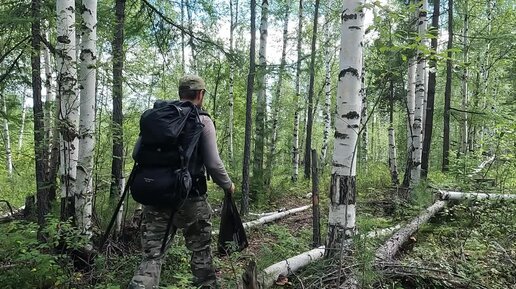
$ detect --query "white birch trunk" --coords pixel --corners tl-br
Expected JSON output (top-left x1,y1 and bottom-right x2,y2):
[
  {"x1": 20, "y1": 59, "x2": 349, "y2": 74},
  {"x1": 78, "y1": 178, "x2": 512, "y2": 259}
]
[
  {"x1": 406, "y1": 58, "x2": 416, "y2": 172},
  {"x1": 115, "y1": 176, "x2": 125, "y2": 234},
  {"x1": 388, "y1": 126, "x2": 399, "y2": 185},
  {"x1": 375, "y1": 200, "x2": 446, "y2": 262},
  {"x1": 360, "y1": 60, "x2": 368, "y2": 164},
  {"x1": 325, "y1": 0, "x2": 364, "y2": 259},
  {"x1": 321, "y1": 21, "x2": 331, "y2": 163},
  {"x1": 259, "y1": 225, "x2": 401, "y2": 288},
  {"x1": 43, "y1": 25, "x2": 56, "y2": 154},
  {"x1": 18, "y1": 91, "x2": 27, "y2": 151},
  {"x1": 268, "y1": 5, "x2": 289, "y2": 178},
  {"x1": 76, "y1": 0, "x2": 97, "y2": 241},
  {"x1": 213, "y1": 205, "x2": 312, "y2": 235},
  {"x1": 292, "y1": 0, "x2": 303, "y2": 182},
  {"x1": 1, "y1": 93, "x2": 13, "y2": 176},
  {"x1": 56, "y1": 0, "x2": 79, "y2": 200},
  {"x1": 410, "y1": 0, "x2": 428, "y2": 187},
  {"x1": 439, "y1": 191, "x2": 516, "y2": 201},
  {"x1": 461, "y1": 0, "x2": 469, "y2": 155}
]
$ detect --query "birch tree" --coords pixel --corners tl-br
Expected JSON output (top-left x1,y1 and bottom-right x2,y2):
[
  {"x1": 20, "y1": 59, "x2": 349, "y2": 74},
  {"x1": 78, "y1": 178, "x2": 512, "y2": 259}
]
[
  {"x1": 360, "y1": 60, "x2": 367, "y2": 165},
  {"x1": 75, "y1": 0, "x2": 97, "y2": 242},
  {"x1": 321, "y1": 20, "x2": 331, "y2": 164},
  {"x1": 325, "y1": 0, "x2": 364, "y2": 258},
  {"x1": 56, "y1": 0, "x2": 79, "y2": 218},
  {"x1": 410, "y1": 0, "x2": 427, "y2": 187},
  {"x1": 1, "y1": 92, "x2": 13, "y2": 177},
  {"x1": 17, "y1": 91, "x2": 27, "y2": 151},
  {"x1": 292, "y1": 0, "x2": 303, "y2": 182},
  {"x1": 402, "y1": 58, "x2": 416, "y2": 187},
  {"x1": 266, "y1": 3, "x2": 290, "y2": 187},
  {"x1": 252, "y1": 0, "x2": 269, "y2": 194},
  {"x1": 388, "y1": 80, "x2": 399, "y2": 185},
  {"x1": 303, "y1": 0, "x2": 320, "y2": 180}
]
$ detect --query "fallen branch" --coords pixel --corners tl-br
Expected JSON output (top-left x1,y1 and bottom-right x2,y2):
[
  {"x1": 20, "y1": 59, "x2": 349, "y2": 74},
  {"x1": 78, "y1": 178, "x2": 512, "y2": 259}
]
[
  {"x1": 439, "y1": 190, "x2": 516, "y2": 201},
  {"x1": 467, "y1": 155, "x2": 495, "y2": 178},
  {"x1": 255, "y1": 225, "x2": 402, "y2": 288},
  {"x1": 0, "y1": 205, "x2": 25, "y2": 223},
  {"x1": 375, "y1": 200, "x2": 447, "y2": 263}
]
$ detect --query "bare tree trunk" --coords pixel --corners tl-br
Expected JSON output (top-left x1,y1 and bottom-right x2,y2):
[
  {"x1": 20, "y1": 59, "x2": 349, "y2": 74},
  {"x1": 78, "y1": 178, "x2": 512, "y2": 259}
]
[
  {"x1": 76, "y1": 0, "x2": 97, "y2": 243},
  {"x1": 266, "y1": 4, "x2": 289, "y2": 187},
  {"x1": 252, "y1": 0, "x2": 269, "y2": 197},
  {"x1": 460, "y1": 0, "x2": 469, "y2": 155},
  {"x1": 291, "y1": 0, "x2": 303, "y2": 182},
  {"x1": 403, "y1": 58, "x2": 416, "y2": 188},
  {"x1": 110, "y1": 0, "x2": 126, "y2": 235},
  {"x1": 410, "y1": 0, "x2": 428, "y2": 188},
  {"x1": 228, "y1": 0, "x2": 237, "y2": 167},
  {"x1": 442, "y1": 0, "x2": 453, "y2": 172},
  {"x1": 32, "y1": 0, "x2": 51, "y2": 231},
  {"x1": 180, "y1": 0, "x2": 185, "y2": 73},
  {"x1": 110, "y1": 0, "x2": 125, "y2": 204},
  {"x1": 421, "y1": 0, "x2": 439, "y2": 178},
  {"x1": 388, "y1": 81, "x2": 399, "y2": 186},
  {"x1": 303, "y1": 0, "x2": 320, "y2": 180},
  {"x1": 1, "y1": 93, "x2": 13, "y2": 177},
  {"x1": 186, "y1": 0, "x2": 196, "y2": 73},
  {"x1": 311, "y1": 149, "x2": 320, "y2": 247},
  {"x1": 56, "y1": 0, "x2": 79, "y2": 220},
  {"x1": 360, "y1": 60, "x2": 368, "y2": 165},
  {"x1": 325, "y1": 0, "x2": 364, "y2": 261},
  {"x1": 321, "y1": 21, "x2": 331, "y2": 165},
  {"x1": 241, "y1": 0, "x2": 257, "y2": 215},
  {"x1": 18, "y1": 91, "x2": 27, "y2": 151}
]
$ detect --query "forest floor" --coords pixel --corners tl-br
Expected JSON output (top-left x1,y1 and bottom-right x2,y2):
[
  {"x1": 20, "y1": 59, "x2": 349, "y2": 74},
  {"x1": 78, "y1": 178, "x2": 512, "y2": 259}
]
[{"x1": 1, "y1": 166, "x2": 515, "y2": 289}]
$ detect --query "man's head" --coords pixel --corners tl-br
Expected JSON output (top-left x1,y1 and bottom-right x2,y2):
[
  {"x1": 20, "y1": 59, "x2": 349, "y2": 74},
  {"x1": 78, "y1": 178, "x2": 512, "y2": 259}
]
[{"x1": 178, "y1": 75, "x2": 206, "y2": 106}]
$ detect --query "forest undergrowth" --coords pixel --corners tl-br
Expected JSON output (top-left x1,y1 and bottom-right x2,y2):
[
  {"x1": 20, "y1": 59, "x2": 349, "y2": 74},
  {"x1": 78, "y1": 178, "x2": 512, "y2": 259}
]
[{"x1": 1, "y1": 160, "x2": 515, "y2": 289}]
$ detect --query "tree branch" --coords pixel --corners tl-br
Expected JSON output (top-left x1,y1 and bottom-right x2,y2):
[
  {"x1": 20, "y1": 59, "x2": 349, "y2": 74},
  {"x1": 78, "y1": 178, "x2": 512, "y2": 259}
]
[
  {"x1": 140, "y1": 0, "x2": 231, "y2": 59},
  {"x1": 0, "y1": 36, "x2": 30, "y2": 64},
  {"x1": 449, "y1": 107, "x2": 486, "y2": 115},
  {"x1": 0, "y1": 50, "x2": 24, "y2": 84}
]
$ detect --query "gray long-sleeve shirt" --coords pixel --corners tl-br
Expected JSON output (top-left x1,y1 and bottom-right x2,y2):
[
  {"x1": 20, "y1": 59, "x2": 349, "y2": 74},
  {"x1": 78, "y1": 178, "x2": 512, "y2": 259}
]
[
  {"x1": 198, "y1": 115, "x2": 232, "y2": 190},
  {"x1": 132, "y1": 114, "x2": 232, "y2": 190}
]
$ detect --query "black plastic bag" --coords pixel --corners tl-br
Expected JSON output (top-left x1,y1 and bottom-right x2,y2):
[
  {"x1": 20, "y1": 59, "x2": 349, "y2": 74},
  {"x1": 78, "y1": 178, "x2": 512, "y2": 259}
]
[{"x1": 217, "y1": 192, "x2": 248, "y2": 255}]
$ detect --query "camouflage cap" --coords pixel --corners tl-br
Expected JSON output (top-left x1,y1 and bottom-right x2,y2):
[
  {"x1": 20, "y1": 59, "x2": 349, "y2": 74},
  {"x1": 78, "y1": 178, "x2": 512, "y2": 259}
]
[{"x1": 178, "y1": 75, "x2": 206, "y2": 91}]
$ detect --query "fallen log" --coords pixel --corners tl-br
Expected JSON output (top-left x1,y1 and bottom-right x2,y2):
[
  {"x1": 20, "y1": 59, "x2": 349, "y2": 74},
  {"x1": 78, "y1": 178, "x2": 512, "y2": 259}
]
[
  {"x1": 255, "y1": 225, "x2": 402, "y2": 288},
  {"x1": 242, "y1": 205, "x2": 312, "y2": 230},
  {"x1": 375, "y1": 200, "x2": 447, "y2": 262},
  {"x1": 439, "y1": 190, "x2": 516, "y2": 201},
  {"x1": 213, "y1": 205, "x2": 312, "y2": 235}
]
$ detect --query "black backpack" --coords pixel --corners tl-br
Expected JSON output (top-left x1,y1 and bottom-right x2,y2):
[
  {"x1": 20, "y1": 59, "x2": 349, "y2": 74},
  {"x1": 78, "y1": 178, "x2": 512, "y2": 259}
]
[{"x1": 130, "y1": 100, "x2": 207, "y2": 209}]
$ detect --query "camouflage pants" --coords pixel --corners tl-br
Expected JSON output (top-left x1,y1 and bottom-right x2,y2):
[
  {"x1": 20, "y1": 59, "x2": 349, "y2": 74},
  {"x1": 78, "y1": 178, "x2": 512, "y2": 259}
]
[{"x1": 128, "y1": 196, "x2": 216, "y2": 289}]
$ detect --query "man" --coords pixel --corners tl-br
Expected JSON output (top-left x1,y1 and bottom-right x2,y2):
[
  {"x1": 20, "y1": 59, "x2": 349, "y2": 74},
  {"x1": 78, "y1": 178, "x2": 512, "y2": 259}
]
[{"x1": 128, "y1": 75, "x2": 235, "y2": 289}]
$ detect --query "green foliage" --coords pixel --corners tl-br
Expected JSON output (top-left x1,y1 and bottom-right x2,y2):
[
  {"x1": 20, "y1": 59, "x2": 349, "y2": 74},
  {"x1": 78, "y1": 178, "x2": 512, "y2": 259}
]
[{"x1": 0, "y1": 219, "x2": 78, "y2": 289}]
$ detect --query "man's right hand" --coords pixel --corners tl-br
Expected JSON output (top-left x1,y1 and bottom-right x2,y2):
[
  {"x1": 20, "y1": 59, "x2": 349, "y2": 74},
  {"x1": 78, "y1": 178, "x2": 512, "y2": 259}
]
[{"x1": 226, "y1": 183, "x2": 235, "y2": 194}]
